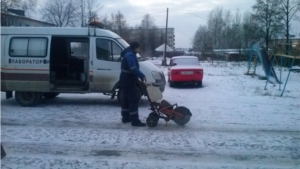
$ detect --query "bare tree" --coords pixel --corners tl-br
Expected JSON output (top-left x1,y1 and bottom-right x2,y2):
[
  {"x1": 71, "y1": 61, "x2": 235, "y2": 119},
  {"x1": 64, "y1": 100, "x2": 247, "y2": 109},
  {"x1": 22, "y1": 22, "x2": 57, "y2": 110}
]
[
  {"x1": 41, "y1": 0, "x2": 80, "y2": 27},
  {"x1": 1, "y1": 0, "x2": 16, "y2": 10},
  {"x1": 111, "y1": 11, "x2": 126, "y2": 36},
  {"x1": 242, "y1": 12, "x2": 261, "y2": 48},
  {"x1": 278, "y1": 0, "x2": 300, "y2": 54},
  {"x1": 193, "y1": 25, "x2": 213, "y2": 56},
  {"x1": 1, "y1": 0, "x2": 37, "y2": 16},
  {"x1": 79, "y1": 0, "x2": 103, "y2": 27},
  {"x1": 207, "y1": 7, "x2": 225, "y2": 49},
  {"x1": 80, "y1": 0, "x2": 85, "y2": 27},
  {"x1": 108, "y1": 11, "x2": 131, "y2": 41},
  {"x1": 86, "y1": 0, "x2": 102, "y2": 21},
  {"x1": 252, "y1": 0, "x2": 284, "y2": 51},
  {"x1": 207, "y1": 7, "x2": 244, "y2": 49},
  {"x1": 231, "y1": 9, "x2": 243, "y2": 49},
  {"x1": 100, "y1": 15, "x2": 112, "y2": 29},
  {"x1": 221, "y1": 10, "x2": 232, "y2": 49},
  {"x1": 140, "y1": 14, "x2": 157, "y2": 56}
]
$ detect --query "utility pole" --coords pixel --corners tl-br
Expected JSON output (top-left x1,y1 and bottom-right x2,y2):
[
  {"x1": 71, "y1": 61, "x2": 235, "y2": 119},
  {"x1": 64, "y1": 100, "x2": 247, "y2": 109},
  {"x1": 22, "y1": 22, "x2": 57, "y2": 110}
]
[
  {"x1": 162, "y1": 8, "x2": 169, "y2": 66},
  {"x1": 81, "y1": 0, "x2": 85, "y2": 27},
  {"x1": 285, "y1": 0, "x2": 289, "y2": 55}
]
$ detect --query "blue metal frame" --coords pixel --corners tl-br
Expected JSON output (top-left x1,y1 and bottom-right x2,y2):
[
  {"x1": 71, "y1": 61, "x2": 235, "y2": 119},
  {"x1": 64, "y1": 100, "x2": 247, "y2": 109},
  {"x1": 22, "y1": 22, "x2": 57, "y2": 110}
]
[
  {"x1": 281, "y1": 57, "x2": 295, "y2": 97},
  {"x1": 247, "y1": 45, "x2": 259, "y2": 74},
  {"x1": 265, "y1": 54, "x2": 297, "y2": 97},
  {"x1": 264, "y1": 55, "x2": 277, "y2": 90},
  {"x1": 279, "y1": 56, "x2": 283, "y2": 90}
]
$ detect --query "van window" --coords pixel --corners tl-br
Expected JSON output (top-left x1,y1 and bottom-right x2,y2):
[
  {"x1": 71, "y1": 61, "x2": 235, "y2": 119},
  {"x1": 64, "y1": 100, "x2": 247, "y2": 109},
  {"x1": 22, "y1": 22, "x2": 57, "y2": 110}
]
[
  {"x1": 28, "y1": 38, "x2": 47, "y2": 56},
  {"x1": 112, "y1": 42, "x2": 122, "y2": 61},
  {"x1": 10, "y1": 38, "x2": 28, "y2": 56},
  {"x1": 70, "y1": 42, "x2": 89, "y2": 58},
  {"x1": 10, "y1": 37, "x2": 48, "y2": 57},
  {"x1": 96, "y1": 39, "x2": 122, "y2": 62}
]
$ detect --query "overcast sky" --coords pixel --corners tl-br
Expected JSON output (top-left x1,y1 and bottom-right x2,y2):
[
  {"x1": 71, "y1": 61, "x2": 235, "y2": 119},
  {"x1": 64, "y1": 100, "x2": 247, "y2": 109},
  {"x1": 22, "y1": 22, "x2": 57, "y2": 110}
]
[
  {"x1": 97, "y1": 0, "x2": 257, "y2": 48},
  {"x1": 36, "y1": 0, "x2": 300, "y2": 49}
]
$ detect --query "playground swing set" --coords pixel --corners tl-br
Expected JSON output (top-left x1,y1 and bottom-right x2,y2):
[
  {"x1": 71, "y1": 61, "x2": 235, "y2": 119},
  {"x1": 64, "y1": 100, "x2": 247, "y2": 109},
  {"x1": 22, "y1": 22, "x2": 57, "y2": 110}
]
[{"x1": 246, "y1": 45, "x2": 300, "y2": 97}]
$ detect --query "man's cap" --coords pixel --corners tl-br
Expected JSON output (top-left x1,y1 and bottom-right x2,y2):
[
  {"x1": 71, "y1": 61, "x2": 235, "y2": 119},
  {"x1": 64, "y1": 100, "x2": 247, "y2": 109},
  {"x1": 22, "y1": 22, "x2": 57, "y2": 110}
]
[{"x1": 130, "y1": 41, "x2": 140, "y2": 50}]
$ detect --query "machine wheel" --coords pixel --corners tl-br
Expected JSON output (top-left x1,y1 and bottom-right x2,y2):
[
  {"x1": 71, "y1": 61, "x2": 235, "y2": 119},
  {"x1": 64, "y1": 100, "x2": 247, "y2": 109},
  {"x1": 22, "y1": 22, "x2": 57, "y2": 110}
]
[
  {"x1": 173, "y1": 106, "x2": 192, "y2": 126},
  {"x1": 15, "y1": 91, "x2": 42, "y2": 107},
  {"x1": 117, "y1": 87, "x2": 142, "y2": 105},
  {"x1": 146, "y1": 112, "x2": 159, "y2": 127},
  {"x1": 43, "y1": 92, "x2": 60, "y2": 99}
]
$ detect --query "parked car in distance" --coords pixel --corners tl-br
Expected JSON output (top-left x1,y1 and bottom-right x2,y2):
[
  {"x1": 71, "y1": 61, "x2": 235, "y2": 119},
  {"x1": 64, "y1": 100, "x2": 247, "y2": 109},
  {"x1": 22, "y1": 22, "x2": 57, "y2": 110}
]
[{"x1": 168, "y1": 56, "x2": 203, "y2": 87}]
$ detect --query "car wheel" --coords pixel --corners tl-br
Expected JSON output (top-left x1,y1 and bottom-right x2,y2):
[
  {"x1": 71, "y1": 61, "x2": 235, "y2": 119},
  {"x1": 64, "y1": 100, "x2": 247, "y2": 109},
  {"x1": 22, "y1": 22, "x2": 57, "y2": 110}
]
[
  {"x1": 15, "y1": 91, "x2": 42, "y2": 107},
  {"x1": 117, "y1": 87, "x2": 142, "y2": 105},
  {"x1": 43, "y1": 92, "x2": 60, "y2": 99},
  {"x1": 169, "y1": 81, "x2": 174, "y2": 87},
  {"x1": 197, "y1": 81, "x2": 202, "y2": 88}
]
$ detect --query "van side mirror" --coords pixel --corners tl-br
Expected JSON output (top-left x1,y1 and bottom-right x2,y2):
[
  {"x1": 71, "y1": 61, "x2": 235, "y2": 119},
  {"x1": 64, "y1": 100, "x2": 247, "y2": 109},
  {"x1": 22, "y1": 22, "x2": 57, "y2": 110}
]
[{"x1": 171, "y1": 63, "x2": 177, "y2": 66}]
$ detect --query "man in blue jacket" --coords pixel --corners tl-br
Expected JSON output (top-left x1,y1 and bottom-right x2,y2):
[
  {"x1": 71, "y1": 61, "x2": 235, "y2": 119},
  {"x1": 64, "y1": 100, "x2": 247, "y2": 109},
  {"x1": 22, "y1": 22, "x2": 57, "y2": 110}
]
[{"x1": 119, "y1": 41, "x2": 146, "y2": 127}]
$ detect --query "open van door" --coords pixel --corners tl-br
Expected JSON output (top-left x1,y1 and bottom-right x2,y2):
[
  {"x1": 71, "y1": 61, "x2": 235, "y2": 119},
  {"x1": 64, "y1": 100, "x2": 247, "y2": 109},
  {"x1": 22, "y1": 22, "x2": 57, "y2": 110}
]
[{"x1": 49, "y1": 37, "x2": 90, "y2": 91}]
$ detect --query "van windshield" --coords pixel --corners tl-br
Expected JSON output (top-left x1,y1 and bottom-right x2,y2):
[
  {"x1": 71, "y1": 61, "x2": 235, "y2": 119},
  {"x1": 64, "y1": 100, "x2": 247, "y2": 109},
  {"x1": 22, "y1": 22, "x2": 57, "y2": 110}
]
[
  {"x1": 116, "y1": 38, "x2": 145, "y2": 60},
  {"x1": 116, "y1": 38, "x2": 129, "y2": 48}
]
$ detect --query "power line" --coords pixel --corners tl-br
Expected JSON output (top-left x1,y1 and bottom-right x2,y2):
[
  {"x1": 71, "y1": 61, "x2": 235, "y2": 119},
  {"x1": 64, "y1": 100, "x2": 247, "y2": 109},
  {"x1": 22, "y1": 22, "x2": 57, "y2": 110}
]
[
  {"x1": 170, "y1": 11, "x2": 208, "y2": 21},
  {"x1": 127, "y1": 10, "x2": 208, "y2": 23},
  {"x1": 174, "y1": 29, "x2": 193, "y2": 39},
  {"x1": 127, "y1": 11, "x2": 166, "y2": 22}
]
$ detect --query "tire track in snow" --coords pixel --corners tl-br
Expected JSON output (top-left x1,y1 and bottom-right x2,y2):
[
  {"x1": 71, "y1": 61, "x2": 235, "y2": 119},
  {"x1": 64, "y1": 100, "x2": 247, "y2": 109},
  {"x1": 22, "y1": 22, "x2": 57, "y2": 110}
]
[{"x1": 1, "y1": 124, "x2": 299, "y2": 169}]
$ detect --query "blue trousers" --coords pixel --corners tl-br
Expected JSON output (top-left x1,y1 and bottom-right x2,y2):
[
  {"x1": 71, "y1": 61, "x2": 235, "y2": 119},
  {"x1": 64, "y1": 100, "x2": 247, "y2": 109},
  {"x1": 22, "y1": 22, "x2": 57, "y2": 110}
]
[{"x1": 121, "y1": 87, "x2": 139, "y2": 122}]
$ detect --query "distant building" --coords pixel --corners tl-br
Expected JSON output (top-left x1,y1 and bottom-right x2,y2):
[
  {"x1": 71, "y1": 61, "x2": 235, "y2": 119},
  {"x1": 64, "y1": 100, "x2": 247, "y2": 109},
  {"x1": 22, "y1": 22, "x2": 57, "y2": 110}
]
[
  {"x1": 1, "y1": 9, "x2": 55, "y2": 27},
  {"x1": 156, "y1": 28, "x2": 175, "y2": 50},
  {"x1": 272, "y1": 33, "x2": 300, "y2": 48}
]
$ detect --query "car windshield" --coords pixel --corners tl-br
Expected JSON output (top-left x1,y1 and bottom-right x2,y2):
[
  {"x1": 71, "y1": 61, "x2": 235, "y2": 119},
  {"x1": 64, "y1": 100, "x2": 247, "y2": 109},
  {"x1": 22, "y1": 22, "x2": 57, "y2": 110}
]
[
  {"x1": 116, "y1": 38, "x2": 146, "y2": 61},
  {"x1": 172, "y1": 58, "x2": 199, "y2": 66}
]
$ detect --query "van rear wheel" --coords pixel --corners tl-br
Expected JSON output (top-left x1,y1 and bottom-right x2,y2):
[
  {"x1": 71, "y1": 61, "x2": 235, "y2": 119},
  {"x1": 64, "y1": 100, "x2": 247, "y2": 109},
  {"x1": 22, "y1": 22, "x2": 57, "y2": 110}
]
[
  {"x1": 15, "y1": 91, "x2": 42, "y2": 107},
  {"x1": 43, "y1": 92, "x2": 60, "y2": 99}
]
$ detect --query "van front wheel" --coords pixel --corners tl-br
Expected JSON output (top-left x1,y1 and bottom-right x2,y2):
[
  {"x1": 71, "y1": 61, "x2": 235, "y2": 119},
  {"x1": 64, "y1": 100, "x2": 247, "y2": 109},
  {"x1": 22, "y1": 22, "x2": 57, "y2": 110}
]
[{"x1": 15, "y1": 91, "x2": 42, "y2": 107}]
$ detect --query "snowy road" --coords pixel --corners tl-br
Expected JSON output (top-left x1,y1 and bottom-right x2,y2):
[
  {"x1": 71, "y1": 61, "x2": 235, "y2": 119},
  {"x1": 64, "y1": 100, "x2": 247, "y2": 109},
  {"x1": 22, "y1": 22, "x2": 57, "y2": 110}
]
[{"x1": 1, "y1": 62, "x2": 300, "y2": 169}]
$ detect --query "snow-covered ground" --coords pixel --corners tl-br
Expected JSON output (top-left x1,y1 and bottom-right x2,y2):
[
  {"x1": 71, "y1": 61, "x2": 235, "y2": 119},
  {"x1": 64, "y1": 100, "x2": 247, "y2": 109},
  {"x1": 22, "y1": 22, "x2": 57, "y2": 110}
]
[{"x1": 1, "y1": 60, "x2": 300, "y2": 169}]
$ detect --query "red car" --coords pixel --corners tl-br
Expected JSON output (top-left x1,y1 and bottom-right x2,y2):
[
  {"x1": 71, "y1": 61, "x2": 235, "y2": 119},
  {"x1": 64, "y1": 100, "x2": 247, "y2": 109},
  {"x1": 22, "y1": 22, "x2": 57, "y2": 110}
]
[{"x1": 168, "y1": 56, "x2": 203, "y2": 87}]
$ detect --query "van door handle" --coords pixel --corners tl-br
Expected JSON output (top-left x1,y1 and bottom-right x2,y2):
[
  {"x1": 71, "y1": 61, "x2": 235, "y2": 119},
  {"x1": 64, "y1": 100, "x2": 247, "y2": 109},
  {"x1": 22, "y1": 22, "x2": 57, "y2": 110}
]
[{"x1": 97, "y1": 68, "x2": 111, "y2": 70}]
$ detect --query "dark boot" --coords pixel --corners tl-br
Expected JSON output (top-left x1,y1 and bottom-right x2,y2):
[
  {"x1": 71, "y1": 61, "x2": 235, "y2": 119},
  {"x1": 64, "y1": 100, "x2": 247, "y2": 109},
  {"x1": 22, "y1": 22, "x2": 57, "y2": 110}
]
[
  {"x1": 122, "y1": 116, "x2": 131, "y2": 123},
  {"x1": 121, "y1": 108, "x2": 130, "y2": 124},
  {"x1": 131, "y1": 119, "x2": 146, "y2": 127}
]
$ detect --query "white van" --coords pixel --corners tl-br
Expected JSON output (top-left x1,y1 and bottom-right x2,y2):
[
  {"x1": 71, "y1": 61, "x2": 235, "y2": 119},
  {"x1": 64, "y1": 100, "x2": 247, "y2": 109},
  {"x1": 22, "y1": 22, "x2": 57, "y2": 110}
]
[{"x1": 1, "y1": 27, "x2": 166, "y2": 106}]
